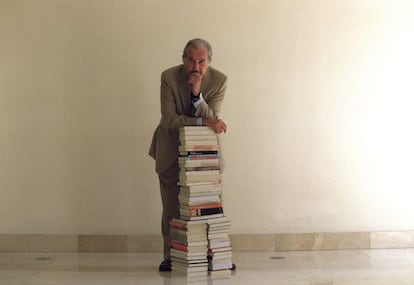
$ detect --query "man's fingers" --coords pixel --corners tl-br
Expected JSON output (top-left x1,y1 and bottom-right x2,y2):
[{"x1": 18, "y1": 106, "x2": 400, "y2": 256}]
[
  {"x1": 215, "y1": 120, "x2": 227, "y2": 134},
  {"x1": 188, "y1": 73, "x2": 200, "y2": 85},
  {"x1": 205, "y1": 119, "x2": 226, "y2": 134}
]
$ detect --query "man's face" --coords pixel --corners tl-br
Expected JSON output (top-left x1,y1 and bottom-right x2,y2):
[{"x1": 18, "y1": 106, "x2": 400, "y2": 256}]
[{"x1": 183, "y1": 47, "x2": 210, "y2": 78}]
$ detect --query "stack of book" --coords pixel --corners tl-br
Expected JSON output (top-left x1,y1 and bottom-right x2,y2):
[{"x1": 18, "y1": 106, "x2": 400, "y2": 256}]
[
  {"x1": 206, "y1": 217, "x2": 233, "y2": 278},
  {"x1": 169, "y1": 219, "x2": 209, "y2": 281},
  {"x1": 171, "y1": 126, "x2": 233, "y2": 280}
]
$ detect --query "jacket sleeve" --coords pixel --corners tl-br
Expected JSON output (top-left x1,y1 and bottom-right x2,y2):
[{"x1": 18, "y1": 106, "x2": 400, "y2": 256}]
[
  {"x1": 194, "y1": 76, "x2": 227, "y2": 119},
  {"x1": 159, "y1": 72, "x2": 198, "y2": 129}
]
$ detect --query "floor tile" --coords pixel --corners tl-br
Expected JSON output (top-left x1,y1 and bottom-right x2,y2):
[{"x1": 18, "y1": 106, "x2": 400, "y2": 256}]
[{"x1": 0, "y1": 249, "x2": 412, "y2": 284}]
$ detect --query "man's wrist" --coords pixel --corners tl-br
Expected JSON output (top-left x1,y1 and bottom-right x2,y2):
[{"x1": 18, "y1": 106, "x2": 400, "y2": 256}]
[{"x1": 191, "y1": 91, "x2": 201, "y2": 99}]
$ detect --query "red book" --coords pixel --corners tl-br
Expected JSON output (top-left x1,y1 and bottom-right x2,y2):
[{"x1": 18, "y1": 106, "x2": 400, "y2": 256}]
[
  {"x1": 169, "y1": 220, "x2": 187, "y2": 230},
  {"x1": 188, "y1": 203, "x2": 222, "y2": 211},
  {"x1": 170, "y1": 242, "x2": 188, "y2": 252}
]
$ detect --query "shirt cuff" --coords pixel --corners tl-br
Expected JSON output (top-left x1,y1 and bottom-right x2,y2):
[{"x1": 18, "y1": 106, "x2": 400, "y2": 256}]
[
  {"x1": 196, "y1": 117, "x2": 203, "y2": 126},
  {"x1": 192, "y1": 93, "x2": 204, "y2": 109}
]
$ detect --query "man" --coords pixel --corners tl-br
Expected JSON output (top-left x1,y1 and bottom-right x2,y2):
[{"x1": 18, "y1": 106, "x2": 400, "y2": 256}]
[{"x1": 149, "y1": 38, "x2": 228, "y2": 271}]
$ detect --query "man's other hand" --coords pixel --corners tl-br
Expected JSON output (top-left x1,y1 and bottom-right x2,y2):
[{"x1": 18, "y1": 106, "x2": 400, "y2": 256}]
[{"x1": 204, "y1": 118, "x2": 227, "y2": 134}]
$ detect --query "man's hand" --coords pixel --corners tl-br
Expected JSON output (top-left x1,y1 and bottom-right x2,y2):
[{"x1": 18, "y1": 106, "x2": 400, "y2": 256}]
[
  {"x1": 204, "y1": 118, "x2": 227, "y2": 134},
  {"x1": 188, "y1": 71, "x2": 202, "y2": 95}
]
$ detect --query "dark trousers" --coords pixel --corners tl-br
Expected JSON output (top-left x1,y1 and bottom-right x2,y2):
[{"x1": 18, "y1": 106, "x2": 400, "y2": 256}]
[{"x1": 158, "y1": 161, "x2": 180, "y2": 260}]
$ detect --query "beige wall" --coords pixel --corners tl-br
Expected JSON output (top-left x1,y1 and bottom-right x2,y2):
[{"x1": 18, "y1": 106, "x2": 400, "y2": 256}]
[{"x1": 1, "y1": 0, "x2": 413, "y2": 235}]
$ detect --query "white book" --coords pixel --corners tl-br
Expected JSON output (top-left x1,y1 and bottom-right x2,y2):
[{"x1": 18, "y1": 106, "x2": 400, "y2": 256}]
[
  {"x1": 180, "y1": 134, "x2": 218, "y2": 141},
  {"x1": 207, "y1": 233, "x2": 229, "y2": 239},
  {"x1": 180, "y1": 170, "x2": 220, "y2": 176},
  {"x1": 208, "y1": 251, "x2": 233, "y2": 258},
  {"x1": 178, "y1": 181, "x2": 221, "y2": 187},
  {"x1": 180, "y1": 140, "x2": 219, "y2": 146},
  {"x1": 208, "y1": 260, "x2": 233, "y2": 271},
  {"x1": 180, "y1": 126, "x2": 215, "y2": 134},
  {"x1": 206, "y1": 216, "x2": 231, "y2": 224},
  {"x1": 179, "y1": 177, "x2": 221, "y2": 184},
  {"x1": 182, "y1": 213, "x2": 225, "y2": 221},
  {"x1": 179, "y1": 159, "x2": 220, "y2": 168},
  {"x1": 179, "y1": 194, "x2": 221, "y2": 203},
  {"x1": 209, "y1": 269, "x2": 231, "y2": 279},
  {"x1": 180, "y1": 184, "x2": 222, "y2": 193},
  {"x1": 208, "y1": 238, "x2": 231, "y2": 248}
]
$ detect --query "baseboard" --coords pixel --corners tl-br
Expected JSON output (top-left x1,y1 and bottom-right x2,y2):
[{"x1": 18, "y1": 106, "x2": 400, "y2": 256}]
[{"x1": 0, "y1": 231, "x2": 413, "y2": 252}]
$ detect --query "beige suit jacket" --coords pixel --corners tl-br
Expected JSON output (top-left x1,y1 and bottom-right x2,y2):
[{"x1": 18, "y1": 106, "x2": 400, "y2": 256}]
[{"x1": 149, "y1": 64, "x2": 227, "y2": 173}]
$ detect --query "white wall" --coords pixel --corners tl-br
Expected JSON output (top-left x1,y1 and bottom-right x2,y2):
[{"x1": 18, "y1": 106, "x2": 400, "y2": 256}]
[{"x1": 0, "y1": 0, "x2": 413, "y2": 235}]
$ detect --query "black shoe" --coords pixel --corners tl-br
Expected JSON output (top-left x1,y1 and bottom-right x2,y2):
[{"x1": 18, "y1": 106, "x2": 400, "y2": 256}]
[
  {"x1": 159, "y1": 259, "x2": 172, "y2": 272},
  {"x1": 231, "y1": 263, "x2": 236, "y2": 270}
]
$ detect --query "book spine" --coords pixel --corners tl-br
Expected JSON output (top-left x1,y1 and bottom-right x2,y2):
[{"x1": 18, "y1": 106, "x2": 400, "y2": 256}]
[
  {"x1": 181, "y1": 166, "x2": 220, "y2": 171},
  {"x1": 182, "y1": 207, "x2": 224, "y2": 217},
  {"x1": 187, "y1": 203, "x2": 223, "y2": 210},
  {"x1": 179, "y1": 145, "x2": 220, "y2": 151},
  {"x1": 169, "y1": 221, "x2": 188, "y2": 230},
  {"x1": 170, "y1": 242, "x2": 188, "y2": 252},
  {"x1": 179, "y1": 150, "x2": 219, "y2": 156}
]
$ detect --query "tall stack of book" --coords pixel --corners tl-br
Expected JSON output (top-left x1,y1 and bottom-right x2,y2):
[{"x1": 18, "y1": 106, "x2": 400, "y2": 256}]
[
  {"x1": 206, "y1": 217, "x2": 233, "y2": 278},
  {"x1": 170, "y1": 126, "x2": 233, "y2": 280}
]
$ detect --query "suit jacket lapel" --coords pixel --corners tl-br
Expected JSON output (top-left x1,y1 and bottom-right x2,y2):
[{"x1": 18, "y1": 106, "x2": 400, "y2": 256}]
[
  {"x1": 200, "y1": 67, "x2": 211, "y2": 96},
  {"x1": 177, "y1": 66, "x2": 192, "y2": 116}
]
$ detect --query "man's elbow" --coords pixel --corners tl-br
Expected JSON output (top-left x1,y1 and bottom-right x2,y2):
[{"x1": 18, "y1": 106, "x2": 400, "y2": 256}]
[{"x1": 160, "y1": 115, "x2": 178, "y2": 129}]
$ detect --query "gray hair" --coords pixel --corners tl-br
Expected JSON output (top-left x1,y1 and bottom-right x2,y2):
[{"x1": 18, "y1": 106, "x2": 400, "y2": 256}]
[{"x1": 182, "y1": 38, "x2": 213, "y2": 61}]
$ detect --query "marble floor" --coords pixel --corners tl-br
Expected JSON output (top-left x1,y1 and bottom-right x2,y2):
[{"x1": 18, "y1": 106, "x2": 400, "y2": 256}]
[{"x1": 0, "y1": 249, "x2": 413, "y2": 285}]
